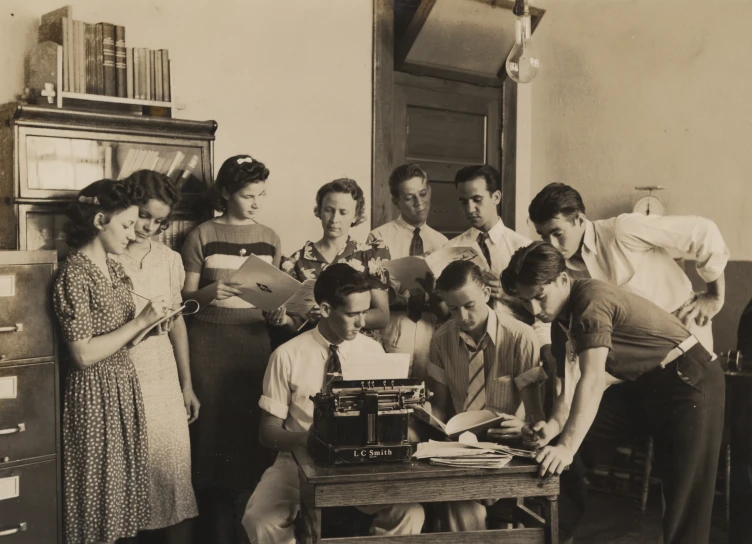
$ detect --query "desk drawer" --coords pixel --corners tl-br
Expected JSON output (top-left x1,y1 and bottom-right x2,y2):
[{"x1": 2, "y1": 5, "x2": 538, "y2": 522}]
[
  {"x1": 0, "y1": 460, "x2": 58, "y2": 543},
  {"x1": 0, "y1": 363, "x2": 56, "y2": 464},
  {"x1": 0, "y1": 264, "x2": 55, "y2": 363}
]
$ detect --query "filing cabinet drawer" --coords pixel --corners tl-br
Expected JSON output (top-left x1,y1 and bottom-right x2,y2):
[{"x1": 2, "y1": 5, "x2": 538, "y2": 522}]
[
  {"x1": 0, "y1": 363, "x2": 56, "y2": 464},
  {"x1": 0, "y1": 264, "x2": 55, "y2": 363},
  {"x1": 0, "y1": 460, "x2": 58, "y2": 543}
]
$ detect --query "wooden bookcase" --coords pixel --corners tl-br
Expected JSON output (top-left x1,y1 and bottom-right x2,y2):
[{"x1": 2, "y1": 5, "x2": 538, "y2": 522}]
[{"x1": 0, "y1": 104, "x2": 217, "y2": 258}]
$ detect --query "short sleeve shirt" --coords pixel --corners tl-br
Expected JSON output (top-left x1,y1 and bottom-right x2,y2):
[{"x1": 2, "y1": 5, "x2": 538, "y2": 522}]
[{"x1": 553, "y1": 279, "x2": 693, "y2": 381}]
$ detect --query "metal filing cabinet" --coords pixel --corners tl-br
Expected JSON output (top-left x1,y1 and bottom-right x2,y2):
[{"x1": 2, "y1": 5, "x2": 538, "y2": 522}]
[{"x1": 0, "y1": 250, "x2": 61, "y2": 543}]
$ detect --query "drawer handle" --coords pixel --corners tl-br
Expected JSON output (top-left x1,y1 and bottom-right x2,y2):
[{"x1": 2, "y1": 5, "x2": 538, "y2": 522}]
[
  {"x1": 0, "y1": 423, "x2": 25, "y2": 436},
  {"x1": 0, "y1": 324, "x2": 23, "y2": 334},
  {"x1": 0, "y1": 522, "x2": 27, "y2": 537}
]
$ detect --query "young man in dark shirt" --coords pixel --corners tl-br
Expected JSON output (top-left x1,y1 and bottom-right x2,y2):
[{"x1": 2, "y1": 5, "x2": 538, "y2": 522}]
[{"x1": 501, "y1": 241, "x2": 724, "y2": 544}]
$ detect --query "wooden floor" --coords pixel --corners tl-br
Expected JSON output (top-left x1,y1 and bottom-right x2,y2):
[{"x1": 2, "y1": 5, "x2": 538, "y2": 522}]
[{"x1": 577, "y1": 489, "x2": 728, "y2": 544}]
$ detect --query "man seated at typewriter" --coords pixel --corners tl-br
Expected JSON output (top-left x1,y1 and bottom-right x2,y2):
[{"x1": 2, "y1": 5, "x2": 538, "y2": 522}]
[
  {"x1": 242, "y1": 263, "x2": 425, "y2": 543},
  {"x1": 425, "y1": 259, "x2": 547, "y2": 532}
]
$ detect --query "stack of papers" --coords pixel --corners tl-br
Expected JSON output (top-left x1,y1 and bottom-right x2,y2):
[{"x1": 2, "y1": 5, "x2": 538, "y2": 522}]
[{"x1": 413, "y1": 440, "x2": 512, "y2": 469}]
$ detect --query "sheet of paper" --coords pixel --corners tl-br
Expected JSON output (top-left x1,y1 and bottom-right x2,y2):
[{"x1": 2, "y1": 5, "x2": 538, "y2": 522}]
[
  {"x1": 228, "y1": 254, "x2": 303, "y2": 311},
  {"x1": 383, "y1": 256, "x2": 431, "y2": 292},
  {"x1": 282, "y1": 279, "x2": 317, "y2": 315},
  {"x1": 131, "y1": 303, "x2": 189, "y2": 346},
  {"x1": 340, "y1": 352, "x2": 410, "y2": 380},
  {"x1": 424, "y1": 244, "x2": 489, "y2": 277}
]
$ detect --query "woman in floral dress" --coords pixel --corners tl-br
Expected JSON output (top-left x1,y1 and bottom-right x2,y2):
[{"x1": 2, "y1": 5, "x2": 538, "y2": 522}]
[
  {"x1": 268, "y1": 178, "x2": 391, "y2": 345},
  {"x1": 53, "y1": 179, "x2": 168, "y2": 544}
]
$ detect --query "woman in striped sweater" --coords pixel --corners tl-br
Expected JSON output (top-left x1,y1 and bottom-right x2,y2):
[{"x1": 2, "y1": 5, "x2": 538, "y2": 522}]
[{"x1": 181, "y1": 155, "x2": 281, "y2": 544}]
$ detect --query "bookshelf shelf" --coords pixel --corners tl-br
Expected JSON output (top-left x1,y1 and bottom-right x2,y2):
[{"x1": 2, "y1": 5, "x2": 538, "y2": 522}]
[
  {"x1": 60, "y1": 91, "x2": 173, "y2": 108},
  {"x1": 0, "y1": 104, "x2": 217, "y2": 255}
]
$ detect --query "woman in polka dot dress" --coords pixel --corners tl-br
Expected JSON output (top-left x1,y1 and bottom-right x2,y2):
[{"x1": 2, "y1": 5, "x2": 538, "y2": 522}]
[{"x1": 53, "y1": 179, "x2": 169, "y2": 544}]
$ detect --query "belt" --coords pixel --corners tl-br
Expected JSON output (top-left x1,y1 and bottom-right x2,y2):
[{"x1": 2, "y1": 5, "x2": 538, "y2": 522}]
[{"x1": 658, "y1": 336, "x2": 699, "y2": 369}]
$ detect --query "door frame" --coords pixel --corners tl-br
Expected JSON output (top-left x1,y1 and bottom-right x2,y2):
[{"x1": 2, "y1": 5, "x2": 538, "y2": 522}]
[{"x1": 371, "y1": 0, "x2": 519, "y2": 231}]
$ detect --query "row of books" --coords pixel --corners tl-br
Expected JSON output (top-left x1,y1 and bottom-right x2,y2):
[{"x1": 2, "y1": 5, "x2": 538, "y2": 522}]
[
  {"x1": 116, "y1": 148, "x2": 199, "y2": 187},
  {"x1": 39, "y1": 6, "x2": 171, "y2": 102}
]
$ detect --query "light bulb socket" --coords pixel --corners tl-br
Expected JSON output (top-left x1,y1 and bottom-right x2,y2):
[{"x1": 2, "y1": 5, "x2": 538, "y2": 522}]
[{"x1": 513, "y1": 0, "x2": 529, "y2": 17}]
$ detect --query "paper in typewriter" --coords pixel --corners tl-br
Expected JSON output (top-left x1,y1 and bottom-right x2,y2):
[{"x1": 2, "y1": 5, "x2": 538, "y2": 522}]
[
  {"x1": 340, "y1": 352, "x2": 411, "y2": 380},
  {"x1": 383, "y1": 244, "x2": 488, "y2": 291}
]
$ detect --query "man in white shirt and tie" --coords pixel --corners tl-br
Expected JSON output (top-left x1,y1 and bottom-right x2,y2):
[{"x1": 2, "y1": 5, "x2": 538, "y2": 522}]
[
  {"x1": 242, "y1": 264, "x2": 424, "y2": 543},
  {"x1": 368, "y1": 164, "x2": 448, "y2": 380},
  {"x1": 528, "y1": 182, "x2": 730, "y2": 352},
  {"x1": 447, "y1": 164, "x2": 552, "y2": 356}
]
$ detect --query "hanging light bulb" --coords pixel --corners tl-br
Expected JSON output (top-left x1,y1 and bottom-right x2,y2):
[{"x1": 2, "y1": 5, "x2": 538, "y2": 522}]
[{"x1": 505, "y1": 0, "x2": 540, "y2": 84}]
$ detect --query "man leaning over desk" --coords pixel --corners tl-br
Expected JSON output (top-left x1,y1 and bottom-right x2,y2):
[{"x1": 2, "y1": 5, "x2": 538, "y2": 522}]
[
  {"x1": 425, "y1": 259, "x2": 547, "y2": 533},
  {"x1": 242, "y1": 264, "x2": 424, "y2": 543},
  {"x1": 529, "y1": 182, "x2": 730, "y2": 352}
]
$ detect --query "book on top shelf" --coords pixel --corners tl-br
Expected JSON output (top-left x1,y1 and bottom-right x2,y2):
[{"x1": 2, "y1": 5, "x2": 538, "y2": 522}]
[{"x1": 36, "y1": 6, "x2": 175, "y2": 113}]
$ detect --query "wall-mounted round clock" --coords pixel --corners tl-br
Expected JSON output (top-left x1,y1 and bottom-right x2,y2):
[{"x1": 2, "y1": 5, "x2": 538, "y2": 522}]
[{"x1": 633, "y1": 186, "x2": 666, "y2": 216}]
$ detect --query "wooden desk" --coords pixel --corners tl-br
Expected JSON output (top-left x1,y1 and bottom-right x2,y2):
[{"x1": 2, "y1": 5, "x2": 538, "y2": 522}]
[{"x1": 293, "y1": 447, "x2": 560, "y2": 543}]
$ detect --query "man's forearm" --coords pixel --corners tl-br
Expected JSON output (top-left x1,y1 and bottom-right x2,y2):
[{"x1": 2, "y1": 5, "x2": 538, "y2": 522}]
[
  {"x1": 259, "y1": 423, "x2": 309, "y2": 453},
  {"x1": 557, "y1": 373, "x2": 604, "y2": 453}
]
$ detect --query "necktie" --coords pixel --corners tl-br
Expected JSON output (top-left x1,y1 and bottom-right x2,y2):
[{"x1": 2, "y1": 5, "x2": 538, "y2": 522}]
[
  {"x1": 463, "y1": 335, "x2": 487, "y2": 412},
  {"x1": 324, "y1": 344, "x2": 342, "y2": 389},
  {"x1": 477, "y1": 232, "x2": 492, "y2": 268},
  {"x1": 409, "y1": 227, "x2": 424, "y2": 257}
]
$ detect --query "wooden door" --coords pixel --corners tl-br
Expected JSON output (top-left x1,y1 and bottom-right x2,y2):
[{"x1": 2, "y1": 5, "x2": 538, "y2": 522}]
[{"x1": 389, "y1": 72, "x2": 503, "y2": 239}]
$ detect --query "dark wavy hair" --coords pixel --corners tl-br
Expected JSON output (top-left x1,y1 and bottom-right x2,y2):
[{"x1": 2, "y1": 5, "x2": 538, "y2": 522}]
[
  {"x1": 123, "y1": 170, "x2": 180, "y2": 232},
  {"x1": 528, "y1": 183, "x2": 586, "y2": 224},
  {"x1": 212, "y1": 155, "x2": 270, "y2": 212},
  {"x1": 314, "y1": 178, "x2": 367, "y2": 227},
  {"x1": 314, "y1": 263, "x2": 371, "y2": 309},
  {"x1": 388, "y1": 163, "x2": 428, "y2": 198},
  {"x1": 501, "y1": 241, "x2": 567, "y2": 296},
  {"x1": 435, "y1": 260, "x2": 485, "y2": 294},
  {"x1": 64, "y1": 179, "x2": 134, "y2": 248},
  {"x1": 454, "y1": 164, "x2": 502, "y2": 194}
]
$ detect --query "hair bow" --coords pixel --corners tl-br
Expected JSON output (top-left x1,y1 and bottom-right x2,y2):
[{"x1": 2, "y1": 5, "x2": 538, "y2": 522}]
[
  {"x1": 78, "y1": 195, "x2": 100, "y2": 205},
  {"x1": 236, "y1": 156, "x2": 255, "y2": 165}
]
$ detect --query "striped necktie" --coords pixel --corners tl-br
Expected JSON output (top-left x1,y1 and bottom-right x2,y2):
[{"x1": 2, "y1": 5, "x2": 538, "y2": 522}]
[
  {"x1": 409, "y1": 227, "x2": 424, "y2": 257},
  {"x1": 463, "y1": 335, "x2": 488, "y2": 412},
  {"x1": 324, "y1": 344, "x2": 342, "y2": 389},
  {"x1": 477, "y1": 231, "x2": 492, "y2": 267}
]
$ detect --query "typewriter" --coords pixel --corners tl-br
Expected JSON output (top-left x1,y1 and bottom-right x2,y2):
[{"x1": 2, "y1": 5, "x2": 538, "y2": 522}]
[{"x1": 309, "y1": 379, "x2": 427, "y2": 465}]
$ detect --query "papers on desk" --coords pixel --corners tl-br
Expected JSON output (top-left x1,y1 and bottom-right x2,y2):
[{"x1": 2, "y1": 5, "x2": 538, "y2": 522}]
[
  {"x1": 341, "y1": 353, "x2": 411, "y2": 380},
  {"x1": 228, "y1": 254, "x2": 317, "y2": 313},
  {"x1": 384, "y1": 245, "x2": 488, "y2": 291},
  {"x1": 413, "y1": 440, "x2": 512, "y2": 469}
]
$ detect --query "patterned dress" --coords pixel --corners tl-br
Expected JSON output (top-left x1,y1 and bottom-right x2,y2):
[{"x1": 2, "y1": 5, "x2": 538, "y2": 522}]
[
  {"x1": 115, "y1": 241, "x2": 198, "y2": 530},
  {"x1": 53, "y1": 250, "x2": 150, "y2": 544},
  {"x1": 280, "y1": 236, "x2": 391, "y2": 344}
]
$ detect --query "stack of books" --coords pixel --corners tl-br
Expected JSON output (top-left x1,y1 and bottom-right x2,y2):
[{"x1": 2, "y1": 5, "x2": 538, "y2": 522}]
[{"x1": 39, "y1": 6, "x2": 171, "y2": 102}]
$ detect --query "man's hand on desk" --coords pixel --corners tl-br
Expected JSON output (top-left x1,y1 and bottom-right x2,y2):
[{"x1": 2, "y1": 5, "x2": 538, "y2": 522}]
[
  {"x1": 676, "y1": 292, "x2": 723, "y2": 328},
  {"x1": 536, "y1": 444, "x2": 574, "y2": 477},
  {"x1": 521, "y1": 420, "x2": 560, "y2": 450}
]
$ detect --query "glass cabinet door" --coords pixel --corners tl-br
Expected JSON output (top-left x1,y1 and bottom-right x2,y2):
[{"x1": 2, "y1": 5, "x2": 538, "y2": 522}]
[
  {"x1": 18, "y1": 204, "x2": 72, "y2": 259},
  {"x1": 19, "y1": 128, "x2": 211, "y2": 200}
]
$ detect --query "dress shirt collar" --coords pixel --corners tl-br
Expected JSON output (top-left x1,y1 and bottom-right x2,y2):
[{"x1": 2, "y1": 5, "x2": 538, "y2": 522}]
[
  {"x1": 581, "y1": 219, "x2": 598, "y2": 256},
  {"x1": 395, "y1": 215, "x2": 425, "y2": 232},
  {"x1": 458, "y1": 306, "x2": 498, "y2": 350},
  {"x1": 482, "y1": 217, "x2": 506, "y2": 246}
]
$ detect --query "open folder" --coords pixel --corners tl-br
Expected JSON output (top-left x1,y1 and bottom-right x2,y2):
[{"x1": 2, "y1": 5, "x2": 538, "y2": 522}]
[
  {"x1": 383, "y1": 244, "x2": 488, "y2": 291},
  {"x1": 228, "y1": 254, "x2": 317, "y2": 313}
]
